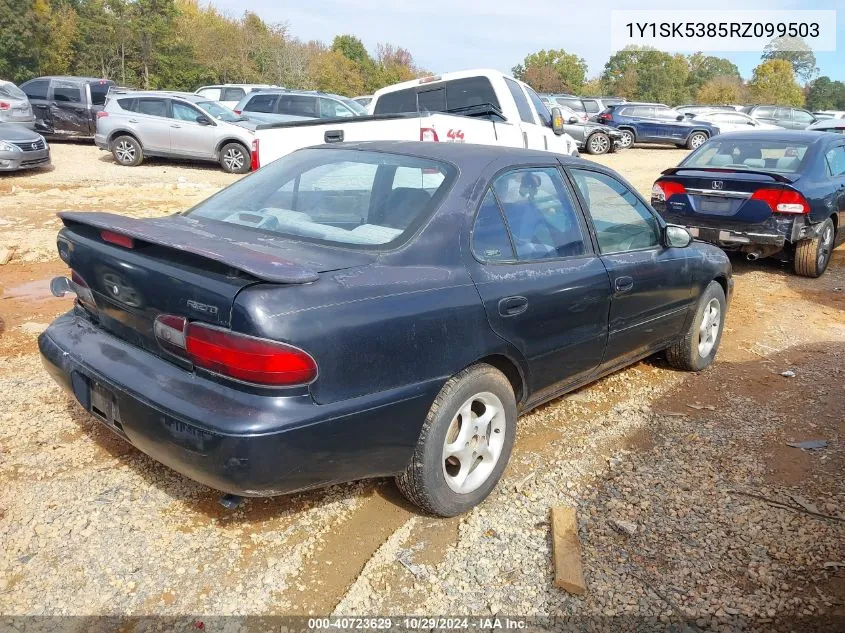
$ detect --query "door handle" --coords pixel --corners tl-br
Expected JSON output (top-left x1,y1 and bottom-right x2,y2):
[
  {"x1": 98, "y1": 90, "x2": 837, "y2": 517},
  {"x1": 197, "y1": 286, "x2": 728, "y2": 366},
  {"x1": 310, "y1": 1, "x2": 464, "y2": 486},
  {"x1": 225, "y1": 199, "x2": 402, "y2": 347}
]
[
  {"x1": 127, "y1": 119, "x2": 138, "y2": 123},
  {"x1": 614, "y1": 276, "x2": 634, "y2": 293},
  {"x1": 324, "y1": 130, "x2": 344, "y2": 143},
  {"x1": 170, "y1": 124, "x2": 181, "y2": 128},
  {"x1": 498, "y1": 296, "x2": 528, "y2": 317}
]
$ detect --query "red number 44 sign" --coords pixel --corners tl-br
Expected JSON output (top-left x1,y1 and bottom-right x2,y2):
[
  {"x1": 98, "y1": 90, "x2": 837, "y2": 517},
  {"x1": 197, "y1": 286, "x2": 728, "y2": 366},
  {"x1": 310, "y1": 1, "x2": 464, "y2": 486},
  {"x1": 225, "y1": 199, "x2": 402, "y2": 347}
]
[{"x1": 446, "y1": 129, "x2": 465, "y2": 142}]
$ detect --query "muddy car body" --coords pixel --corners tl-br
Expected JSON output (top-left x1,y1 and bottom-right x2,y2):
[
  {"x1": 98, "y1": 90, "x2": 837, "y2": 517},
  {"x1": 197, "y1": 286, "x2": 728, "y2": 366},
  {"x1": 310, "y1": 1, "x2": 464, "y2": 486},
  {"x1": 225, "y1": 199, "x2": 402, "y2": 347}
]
[{"x1": 40, "y1": 141, "x2": 732, "y2": 515}]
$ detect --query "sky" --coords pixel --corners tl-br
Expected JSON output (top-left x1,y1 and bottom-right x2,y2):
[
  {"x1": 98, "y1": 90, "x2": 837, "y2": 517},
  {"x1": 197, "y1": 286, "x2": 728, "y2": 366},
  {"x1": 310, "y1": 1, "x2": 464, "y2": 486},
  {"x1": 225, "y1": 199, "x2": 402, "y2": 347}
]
[{"x1": 209, "y1": 0, "x2": 843, "y2": 82}]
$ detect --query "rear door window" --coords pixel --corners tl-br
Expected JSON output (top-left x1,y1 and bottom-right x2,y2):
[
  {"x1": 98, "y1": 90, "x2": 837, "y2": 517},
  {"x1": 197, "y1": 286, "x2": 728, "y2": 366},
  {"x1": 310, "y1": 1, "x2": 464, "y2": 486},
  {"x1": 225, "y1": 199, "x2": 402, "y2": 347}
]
[
  {"x1": 136, "y1": 98, "x2": 168, "y2": 118},
  {"x1": 278, "y1": 95, "x2": 318, "y2": 117},
  {"x1": 22, "y1": 79, "x2": 49, "y2": 100},
  {"x1": 775, "y1": 107, "x2": 792, "y2": 121},
  {"x1": 754, "y1": 106, "x2": 775, "y2": 118},
  {"x1": 504, "y1": 78, "x2": 535, "y2": 124},
  {"x1": 492, "y1": 167, "x2": 587, "y2": 260},
  {"x1": 319, "y1": 98, "x2": 354, "y2": 118},
  {"x1": 244, "y1": 93, "x2": 278, "y2": 113},
  {"x1": 52, "y1": 82, "x2": 83, "y2": 104},
  {"x1": 472, "y1": 190, "x2": 515, "y2": 262}
]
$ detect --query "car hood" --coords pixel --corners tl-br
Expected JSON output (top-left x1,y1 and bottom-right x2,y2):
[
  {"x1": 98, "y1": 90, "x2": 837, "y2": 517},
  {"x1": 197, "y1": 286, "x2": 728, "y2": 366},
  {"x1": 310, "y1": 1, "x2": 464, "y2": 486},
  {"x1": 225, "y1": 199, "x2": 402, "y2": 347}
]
[{"x1": 0, "y1": 122, "x2": 42, "y2": 142}]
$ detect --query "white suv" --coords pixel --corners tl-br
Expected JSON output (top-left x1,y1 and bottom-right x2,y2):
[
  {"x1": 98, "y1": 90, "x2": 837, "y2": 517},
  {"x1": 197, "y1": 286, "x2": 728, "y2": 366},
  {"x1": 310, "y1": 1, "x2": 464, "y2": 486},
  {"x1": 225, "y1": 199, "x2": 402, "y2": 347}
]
[{"x1": 195, "y1": 84, "x2": 277, "y2": 109}]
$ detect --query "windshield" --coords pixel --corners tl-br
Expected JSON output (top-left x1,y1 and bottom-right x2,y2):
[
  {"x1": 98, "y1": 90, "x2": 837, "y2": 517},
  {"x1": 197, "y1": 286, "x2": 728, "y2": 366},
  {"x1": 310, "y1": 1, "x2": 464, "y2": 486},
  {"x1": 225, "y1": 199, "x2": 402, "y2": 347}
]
[
  {"x1": 186, "y1": 149, "x2": 457, "y2": 249},
  {"x1": 0, "y1": 82, "x2": 27, "y2": 100},
  {"x1": 340, "y1": 98, "x2": 366, "y2": 115},
  {"x1": 197, "y1": 100, "x2": 243, "y2": 122},
  {"x1": 683, "y1": 139, "x2": 811, "y2": 173}
]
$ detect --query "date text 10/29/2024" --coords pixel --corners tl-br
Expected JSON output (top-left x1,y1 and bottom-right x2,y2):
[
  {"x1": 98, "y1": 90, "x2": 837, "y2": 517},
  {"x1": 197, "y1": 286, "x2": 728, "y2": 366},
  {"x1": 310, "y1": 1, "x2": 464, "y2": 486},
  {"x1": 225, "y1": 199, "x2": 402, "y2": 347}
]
[{"x1": 307, "y1": 618, "x2": 529, "y2": 630}]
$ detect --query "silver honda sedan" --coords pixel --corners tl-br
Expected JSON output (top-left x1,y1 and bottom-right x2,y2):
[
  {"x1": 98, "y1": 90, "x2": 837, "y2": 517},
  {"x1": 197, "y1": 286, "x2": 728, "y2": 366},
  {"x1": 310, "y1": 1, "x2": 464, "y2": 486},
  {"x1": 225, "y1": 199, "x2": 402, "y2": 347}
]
[{"x1": 0, "y1": 81, "x2": 36, "y2": 129}]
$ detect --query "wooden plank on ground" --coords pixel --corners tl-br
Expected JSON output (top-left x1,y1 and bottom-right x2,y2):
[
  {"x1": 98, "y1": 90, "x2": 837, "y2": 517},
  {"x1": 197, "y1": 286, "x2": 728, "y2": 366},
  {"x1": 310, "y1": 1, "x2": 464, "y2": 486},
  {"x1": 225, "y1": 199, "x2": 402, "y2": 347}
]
[{"x1": 550, "y1": 506, "x2": 586, "y2": 595}]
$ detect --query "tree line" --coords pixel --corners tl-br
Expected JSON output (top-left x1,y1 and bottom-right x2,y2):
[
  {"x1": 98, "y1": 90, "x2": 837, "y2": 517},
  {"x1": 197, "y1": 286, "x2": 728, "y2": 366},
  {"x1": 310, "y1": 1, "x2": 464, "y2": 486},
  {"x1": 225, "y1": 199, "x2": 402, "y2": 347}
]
[
  {"x1": 0, "y1": 0, "x2": 424, "y2": 95},
  {"x1": 513, "y1": 37, "x2": 845, "y2": 111}
]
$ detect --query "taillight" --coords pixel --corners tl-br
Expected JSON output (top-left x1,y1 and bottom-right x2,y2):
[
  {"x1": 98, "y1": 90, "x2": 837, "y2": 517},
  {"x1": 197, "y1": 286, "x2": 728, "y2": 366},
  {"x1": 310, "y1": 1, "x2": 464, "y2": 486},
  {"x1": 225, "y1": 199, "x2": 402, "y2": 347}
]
[
  {"x1": 420, "y1": 127, "x2": 439, "y2": 142},
  {"x1": 101, "y1": 230, "x2": 134, "y2": 249},
  {"x1": 70, "y1": 271, "x2": 97, "y2": 311},
  {"x1": 750, "y1": 188, "x2": 810, "y2": 214},
  {"x1": 234, "y1": 109, "x2": 242, "y2": 115},
  {"x1": 250, "y1": 138, "x2": 260, "y2": 171},
  {"x1": 0, "y1": 102, "x2": 10, "y2": 111},
  {"x1": 651, "y1": 180, "x2": 686, "y2": 202},
  {"x1": 96, "y1": 111, "x2": 108, "y2": 119},
  {"x1": 153, "y1": 315, "x2": 317, "y2": 387},
  {"x1": 598, "y1": 113, "x2": 611, "y2": 122}
]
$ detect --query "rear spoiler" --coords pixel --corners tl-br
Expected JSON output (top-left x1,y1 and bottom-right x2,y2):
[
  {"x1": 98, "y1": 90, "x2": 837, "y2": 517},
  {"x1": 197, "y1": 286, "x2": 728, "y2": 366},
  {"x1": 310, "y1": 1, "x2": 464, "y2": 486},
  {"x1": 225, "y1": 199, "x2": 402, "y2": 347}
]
[
  {"x1": 661, "y1": 166, "x2": 796, "y2": 184},
  {"x1": 58, "y1": 211, "x2": 319, "y2": 284}
]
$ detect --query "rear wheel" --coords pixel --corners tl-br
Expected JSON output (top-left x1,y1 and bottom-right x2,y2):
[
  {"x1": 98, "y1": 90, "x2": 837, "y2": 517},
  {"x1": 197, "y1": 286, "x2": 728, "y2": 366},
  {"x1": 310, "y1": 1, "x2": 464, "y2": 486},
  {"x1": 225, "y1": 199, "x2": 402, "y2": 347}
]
[
  {"x1": 586, "y1": 132, "x2": 611, "y2": 155},
  {"x1": 396, "y1": 364, "x2": 516, "y2": 517},
  {"x1": 794, "y1": 218, "x2": 835, "y2": 278},
  {"x1": 618, "y1": 129, "x2": 634, "y2": 149},
  {"x1": 219, "y1": 142, "x2": 250, "y2": 174},
  {"x1": 686, "y1": 131, "x2": 708, "y2": 150},
  {"x1": 666, "y1": 281, "x2": 726, "y2": 371},
  {"x1": 111, "y1": 135, "x2": 143, "y2": 166}
]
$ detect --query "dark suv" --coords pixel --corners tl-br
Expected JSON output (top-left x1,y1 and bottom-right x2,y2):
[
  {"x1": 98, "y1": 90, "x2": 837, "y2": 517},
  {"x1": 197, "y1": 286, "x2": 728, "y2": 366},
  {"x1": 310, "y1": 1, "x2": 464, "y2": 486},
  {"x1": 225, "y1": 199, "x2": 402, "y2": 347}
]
[
  {"x1": 597, "y1": 103, "x2": 719, "y2": 149},
  {"x1": 19, "y1": 76, "x2": 115, "y2": 139},
  {"x1": 741, "y1": 105, "x2": 817, "y2": 130}
]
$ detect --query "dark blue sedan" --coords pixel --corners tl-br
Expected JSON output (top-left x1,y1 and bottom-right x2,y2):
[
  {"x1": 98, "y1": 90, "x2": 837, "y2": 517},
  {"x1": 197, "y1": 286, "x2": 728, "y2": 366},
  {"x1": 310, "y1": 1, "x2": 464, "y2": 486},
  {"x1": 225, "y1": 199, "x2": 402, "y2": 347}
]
[
  {"x1": 597, "y1": 103, "x2": 720, "y2": 150},
  {"x1": 651, "y1": 130, "x2": 845, "y2": 277},
  {"x1": 39, "y1": 141, "x2": 732, "y2": 516}
]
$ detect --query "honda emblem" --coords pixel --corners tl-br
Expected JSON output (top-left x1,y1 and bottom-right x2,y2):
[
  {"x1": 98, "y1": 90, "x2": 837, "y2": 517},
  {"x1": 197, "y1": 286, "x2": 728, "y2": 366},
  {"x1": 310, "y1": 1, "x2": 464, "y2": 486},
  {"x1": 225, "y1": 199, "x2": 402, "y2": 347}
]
[{"x1": 712, "y1": 181, "x2": 724, "y2": 190}]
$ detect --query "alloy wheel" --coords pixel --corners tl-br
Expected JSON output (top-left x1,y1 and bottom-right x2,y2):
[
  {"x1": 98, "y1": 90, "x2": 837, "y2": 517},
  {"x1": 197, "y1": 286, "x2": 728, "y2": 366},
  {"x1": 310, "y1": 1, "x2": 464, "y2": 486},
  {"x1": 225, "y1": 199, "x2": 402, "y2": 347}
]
[
  {"x1": 818, "y1": 224, "x2": 834, "y2": 270},
  {"x1": 698, "y1": 298, "x2": 721, "y2": 357},
  {"x1": 441, "y1": 392, "x2": 507, "y2": 494},
  {"x1": 223, "y1": 148, "x2": 244, "y2": 171},
  {"x1": 590, "y1": 134, "x2": 609, "y2": 154},
  {"x1": 115, "y1": 141, "x2": 136, "y2": 164}
]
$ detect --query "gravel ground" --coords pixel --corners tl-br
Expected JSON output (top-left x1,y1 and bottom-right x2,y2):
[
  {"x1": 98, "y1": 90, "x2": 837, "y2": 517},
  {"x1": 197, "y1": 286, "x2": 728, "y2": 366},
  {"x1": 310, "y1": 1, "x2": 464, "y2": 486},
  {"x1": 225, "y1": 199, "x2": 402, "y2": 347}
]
[{"x1": 0, "y1": 143, "x2": 843, "y2": 625}]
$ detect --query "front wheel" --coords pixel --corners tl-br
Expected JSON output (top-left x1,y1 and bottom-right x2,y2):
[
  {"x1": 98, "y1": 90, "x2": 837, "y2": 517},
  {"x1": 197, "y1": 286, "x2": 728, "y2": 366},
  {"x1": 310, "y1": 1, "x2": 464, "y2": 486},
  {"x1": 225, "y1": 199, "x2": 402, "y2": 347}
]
[
  {"x1": 618, "y1": 129, "x2": 634, "y2": 149},
  {"x1": 666, "y1": 281, "x2": 726, "y2": 371},
  {"x1": 219, "y1": 142, "x2": 250, "y2": 174},
  {"x1": 794, "y1": 218, "x2": 835, "y2": 278},
  {"x1": 396, "y1": 364, "x2": 517, "y2": 517},
  {"x1": 686, "y1": 131, "x2": 708, "y2": 150},
  {"x1": 586, "y1": 132, "x2": 611, "y2": 155}
]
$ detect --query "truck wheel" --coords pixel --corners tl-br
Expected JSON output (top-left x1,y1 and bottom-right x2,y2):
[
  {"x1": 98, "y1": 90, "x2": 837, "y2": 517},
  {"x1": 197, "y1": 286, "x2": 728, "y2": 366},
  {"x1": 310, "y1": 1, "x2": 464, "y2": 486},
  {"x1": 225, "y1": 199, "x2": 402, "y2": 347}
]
[
  {"x1": 111, "y1": 135, "x2": 143, "y2": 166},
  {"x1": 686, "y1": 131, "x2": 708, "y2": 150},
  {"x1": 220, "y1": 142, "x2": 250, "y2": 174},
  {"x1": 396, "y1": 364, "x2": 516, "y2": 517},
  {"x1": 666, "y1": 281, "x2": 726, "y2": 372},
  {"x1": 586, "y1": 132, "x2": 611, "y2": 155},
  {"x1": 794, "y1": 218, "x2": 835, "y2": 278},
  {"x1": 618, "y1": 129, "x2": 634, "y2": 149}
]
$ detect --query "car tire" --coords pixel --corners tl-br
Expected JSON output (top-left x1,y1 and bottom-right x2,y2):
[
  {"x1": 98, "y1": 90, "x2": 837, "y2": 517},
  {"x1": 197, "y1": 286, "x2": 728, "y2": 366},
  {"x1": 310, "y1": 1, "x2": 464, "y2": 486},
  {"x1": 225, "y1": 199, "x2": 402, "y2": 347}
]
[
  {"x1": 396, "y1": 364, "x2": 517, "y2": 517},
  {"x1": 219, "y1": 142, "x2": 250, "y2": 174},
  {"x1": 618, "y1": 129, "x2": 634, "y2": 149},
  {"x1": 686, "y1": 131, "x2": 708, "y2": 150},
  {"x1": 586, "y1": 132, "x2": 611, "y2": 155},
  {"x1": 111, "y1": 135, "x2": 143, "y2": 167},
  {"x1": 794, "y1": 218, "x2": 835, "y2": 278},
  {"x1": 666, "y1": 280, "x2": 726, "y2": 372}
]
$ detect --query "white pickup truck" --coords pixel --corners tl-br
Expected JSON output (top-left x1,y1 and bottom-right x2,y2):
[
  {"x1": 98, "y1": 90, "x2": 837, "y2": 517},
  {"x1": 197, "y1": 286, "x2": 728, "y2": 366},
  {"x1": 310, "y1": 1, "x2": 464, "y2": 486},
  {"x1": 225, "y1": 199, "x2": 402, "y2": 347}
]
[{"x1": 250, "y1": 69, "x2": 577, "y2": 169}]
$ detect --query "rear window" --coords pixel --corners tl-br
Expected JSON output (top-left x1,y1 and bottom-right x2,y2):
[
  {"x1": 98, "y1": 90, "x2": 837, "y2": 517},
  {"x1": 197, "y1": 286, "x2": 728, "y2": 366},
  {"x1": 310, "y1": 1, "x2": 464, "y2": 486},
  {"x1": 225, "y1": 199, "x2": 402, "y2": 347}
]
[
  {"x1": 187, "y1": 149, "x2": 457, "y2": 249},
  {"x1": 244, "y1": 94, "x2": 278, "y2": 113},
  {"x1": 683, "y1": 139, "x2": 811, "y2": 173},
  {"x1": 373, "y1": 77, "x2": 501, "y2": 115},
  {"x1": 89, "y1": 81, "x2": 112, "y2": 106},
  {"x1": 0, "y1": 82, "x2": 26, "y2": 100},
  {"x1": 221, "y1": 87, "x2": 245, "y2": 101}
]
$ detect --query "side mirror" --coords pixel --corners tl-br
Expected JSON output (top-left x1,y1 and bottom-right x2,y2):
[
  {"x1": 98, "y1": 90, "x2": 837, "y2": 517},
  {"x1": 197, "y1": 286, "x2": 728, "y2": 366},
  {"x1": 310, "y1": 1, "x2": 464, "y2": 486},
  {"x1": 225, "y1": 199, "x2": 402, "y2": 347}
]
[
  {"x1": 567, "y1": 116, "x2": 578, "y2": 124},
  {"x1": 196, "y1": 115, "x2": 212, "y2": 125},
  {"x1": 747, "y1": 120, "x2": 756, "y2": 125},
  {"x1": 664, "y1": 225, "x2": 692, "y2": 248},
  {"x1": 550, "y1": 107, "x2": 565, "y2": 136}
]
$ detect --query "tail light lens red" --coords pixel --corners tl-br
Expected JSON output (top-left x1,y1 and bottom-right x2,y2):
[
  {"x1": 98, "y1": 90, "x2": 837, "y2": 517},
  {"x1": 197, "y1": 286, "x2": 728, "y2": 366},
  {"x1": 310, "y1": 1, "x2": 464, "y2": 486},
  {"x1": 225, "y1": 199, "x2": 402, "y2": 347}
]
[
  {"x1": 651, "y1": 180, "x2": 686, "y2": 202},
  {"x1": 154, "y1": 315, "x2": 317, "y2": 387},
  {"x1": 598, "y1": 113, "x2": 611, "y2": 122},
  {"x1": 0, "y1": 102, "x2": 10, "y2": 111},
  {"x1": 751, "y1": 188, "x2": 810, "y2": 214},
  {"x1": 250, "y1": 138, "x2": 260, "y2": 171},
  {"x1": 234, "y1": 109, "x2": 242, "y2": 115},
  {"x1": 420, "y1": 127, "x2": 439, "y2": 142},
  {"x1": 96, "y1": 111, "x2": 109, "y2": 118}
]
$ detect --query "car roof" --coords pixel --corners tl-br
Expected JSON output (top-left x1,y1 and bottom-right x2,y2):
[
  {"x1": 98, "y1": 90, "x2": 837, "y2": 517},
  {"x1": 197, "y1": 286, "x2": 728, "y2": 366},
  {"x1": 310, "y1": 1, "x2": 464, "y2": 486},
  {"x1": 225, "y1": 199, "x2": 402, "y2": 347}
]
[
  {"x1": 112, "y1": 90, "x2": 204, "y2": 102},
  {"x1": 810, "y1": 119, "x2": 845, "y2": 129},
  {"x1": 35, "y1": 76, "x2": 112, "y2": 83},
  {"x1": 247, "y1": 89, "x2": 348, "y2": 100},
  {"x1": 709, "y1": 130, "x2": 834, "y2": 143}
]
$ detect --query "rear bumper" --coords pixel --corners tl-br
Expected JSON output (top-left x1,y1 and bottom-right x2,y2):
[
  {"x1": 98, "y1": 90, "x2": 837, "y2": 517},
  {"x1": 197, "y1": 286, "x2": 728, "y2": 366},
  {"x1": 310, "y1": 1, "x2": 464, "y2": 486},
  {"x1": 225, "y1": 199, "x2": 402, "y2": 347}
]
[
  {"x1": 39, "y1": 309, "x2": 437, "y2": 496},
  {"x1": 657, "y1": 210, "x2": 815, "y2": 251},
  {"x1": 94, "y1": 134, "x2": 108, "y2": 150}
]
